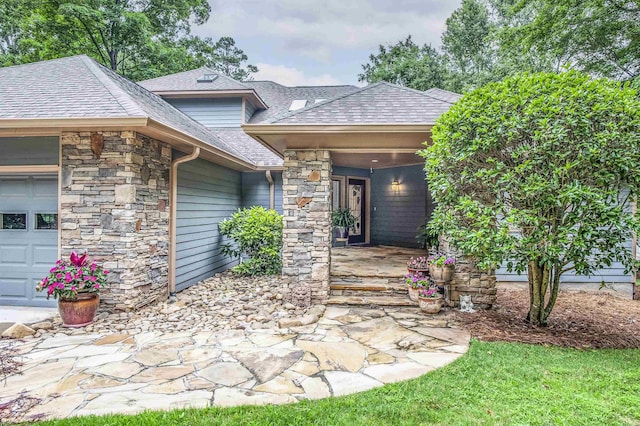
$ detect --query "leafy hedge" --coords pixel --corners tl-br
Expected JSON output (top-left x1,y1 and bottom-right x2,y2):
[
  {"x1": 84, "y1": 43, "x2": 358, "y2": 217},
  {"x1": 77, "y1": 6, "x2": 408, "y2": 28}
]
[{"x1": 219, "y1": 206, "x2": 283, "y2": 276}]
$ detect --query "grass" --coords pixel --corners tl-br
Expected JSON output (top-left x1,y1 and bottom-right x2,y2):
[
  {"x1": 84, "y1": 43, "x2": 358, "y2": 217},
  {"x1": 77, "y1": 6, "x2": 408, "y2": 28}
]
[{"x1": 36, "y1": 341, "x2": 640, "y2": 426}]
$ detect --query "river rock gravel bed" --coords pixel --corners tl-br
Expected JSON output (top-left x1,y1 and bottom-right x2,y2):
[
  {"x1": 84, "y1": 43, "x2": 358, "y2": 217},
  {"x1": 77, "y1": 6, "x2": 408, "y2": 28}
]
[{"x1": 33, "y1": 272, "x2": 324, "y2": 338}]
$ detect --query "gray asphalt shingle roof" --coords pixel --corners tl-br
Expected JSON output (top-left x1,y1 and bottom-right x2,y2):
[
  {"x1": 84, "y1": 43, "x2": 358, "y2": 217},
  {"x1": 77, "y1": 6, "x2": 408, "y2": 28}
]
[
  {"x1": 268, "y1": 82, "x2": 456, "y2": 125},
  {"x1": 208, "y1": 128, "x2": 282, "y2": 167},
  {"x1": 242, "y1": 81, "x2": 359, "y2": 123},
  {"x1": 0, "y1": 56, "x2": 260, "y2": 165},
  {"x1": 138, "y1": 67, "x2": 251, "y2": 92},
  {"x1": 423, "y1": 88, "x2": 462, "y2": 104}
]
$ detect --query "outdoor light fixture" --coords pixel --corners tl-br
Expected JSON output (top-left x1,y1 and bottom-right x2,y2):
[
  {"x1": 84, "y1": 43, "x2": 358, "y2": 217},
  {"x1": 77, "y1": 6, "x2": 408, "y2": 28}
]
[{"x1": 391, "y1": 180, "x2": 400, "y2": 191}]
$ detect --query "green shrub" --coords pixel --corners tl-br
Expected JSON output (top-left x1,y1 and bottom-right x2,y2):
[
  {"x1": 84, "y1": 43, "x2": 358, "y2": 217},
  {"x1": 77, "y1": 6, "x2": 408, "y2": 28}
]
[{"x1": 219, "y1": 206, "x2": 283, "y2": 276}]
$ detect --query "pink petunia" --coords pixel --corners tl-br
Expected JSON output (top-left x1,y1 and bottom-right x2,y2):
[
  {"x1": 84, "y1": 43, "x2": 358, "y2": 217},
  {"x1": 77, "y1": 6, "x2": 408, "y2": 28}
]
[
  {"x1": 71, "y1": 286, "x2": 77, "y2": 291},
  {"x1": 90, "y1": 263, "x2": 97, "y2": 272},
  {"x1": 94, "y1": 284, "x2": 100, "y2": 289},
  {"x1": 65, "y1": 272, "x2": 72, "y2": 283},
  {"x1": 56, "y1": 273, "x2": 63, "y2": 279},
  {"x1": 88, "y1": 276, "x2": 97, "y2": 282},
  {"x1": 49, "y1": 267, "x2": 57, "y2": 273},
  {"x1": 103, "y1": 270, "x2": 109, "y2": 274}
]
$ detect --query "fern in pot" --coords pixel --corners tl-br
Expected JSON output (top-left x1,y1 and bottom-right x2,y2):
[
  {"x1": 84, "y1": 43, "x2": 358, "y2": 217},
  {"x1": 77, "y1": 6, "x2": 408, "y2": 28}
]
[{"x1": 331, "y1": 208, "x2": 356, "y2": 239}]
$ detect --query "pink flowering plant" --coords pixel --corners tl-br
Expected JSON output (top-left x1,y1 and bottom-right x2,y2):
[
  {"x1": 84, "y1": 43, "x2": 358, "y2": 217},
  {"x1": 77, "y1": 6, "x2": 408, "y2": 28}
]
[
  {"x1": 428, "y1": 253, "x2": 456, "y2": 267},
  {"x1": 407, "y1": 256, "x2": 429, "y2": 270},
  {"x1": 36, "y1": 252, "x2": 108, "y2": 300},
  {"x1": 404, "y1": 273, "x2": 430, "y2": 289},
  {"x1": 418, "y1": 286, "x2": 441, "y2": 299}
]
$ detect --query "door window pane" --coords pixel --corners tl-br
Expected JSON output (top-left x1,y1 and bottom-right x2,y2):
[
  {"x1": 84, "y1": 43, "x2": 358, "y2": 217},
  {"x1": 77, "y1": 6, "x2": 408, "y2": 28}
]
[
  {"x1": 35, "y1": 213, "x2": 58, "y2": 230},
  {"x1": 331, "y1": 180, "x2": 342, "y2": 210},
  {"x1": 1, "y1": 213, "x2": 27, "y2": 230}
]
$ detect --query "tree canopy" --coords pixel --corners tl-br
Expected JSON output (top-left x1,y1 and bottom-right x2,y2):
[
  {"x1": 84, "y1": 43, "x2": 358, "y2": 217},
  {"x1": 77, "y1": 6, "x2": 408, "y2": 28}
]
[
  {"x1": 0, "y1": 0, "x2": 258, "y2": 81},
  {"x1": 359, "y1": 0, "x2": 638, "y2": 91},
  {"x1": 419, "y1": 72, "x2": 640, "y2": 326}
]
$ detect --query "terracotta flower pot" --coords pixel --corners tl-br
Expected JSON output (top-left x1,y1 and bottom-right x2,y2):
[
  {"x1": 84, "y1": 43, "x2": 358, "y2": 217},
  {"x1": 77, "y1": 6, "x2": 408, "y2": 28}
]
[
  {"x1": 58, "y1": 293, "x2": 100, "y2": 328},
  {"x1": 418, "y1": 296, "x2": 443, "y2": 314},
  {"x1": 407, "y1": 285, "x2": 420, "y2": 301},
  {"x1": 429, "y1": 265, "x2": 455, "y2": 284}
]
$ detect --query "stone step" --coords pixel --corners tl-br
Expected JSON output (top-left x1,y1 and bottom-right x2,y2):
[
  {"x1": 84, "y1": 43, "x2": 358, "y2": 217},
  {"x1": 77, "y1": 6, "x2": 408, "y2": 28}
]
[
  {"x1": 330, "y1": 278, "x2": 408, "y2": 298},
  {"x1": 327, "y1": 295, "x2": 418, "y2": 307}
]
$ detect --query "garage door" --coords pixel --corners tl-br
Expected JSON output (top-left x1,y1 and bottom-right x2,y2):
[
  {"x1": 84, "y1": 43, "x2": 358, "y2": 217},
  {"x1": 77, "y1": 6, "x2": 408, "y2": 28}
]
[{"x1": 0, "y1": 175, "x2": 58, "y2": 307}]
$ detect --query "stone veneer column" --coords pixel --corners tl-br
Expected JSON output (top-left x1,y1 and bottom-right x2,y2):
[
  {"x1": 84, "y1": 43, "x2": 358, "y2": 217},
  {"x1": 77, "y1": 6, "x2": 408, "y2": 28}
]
[
  {"x1": 60, "y1": 131, "x2": 171, "y2": 311},
  {"x1": 439, "y1": 237, "x2": 497, "y2": 309},
  {"x1": 282, "y1": 150, "x2": 332, "y2": 302}
]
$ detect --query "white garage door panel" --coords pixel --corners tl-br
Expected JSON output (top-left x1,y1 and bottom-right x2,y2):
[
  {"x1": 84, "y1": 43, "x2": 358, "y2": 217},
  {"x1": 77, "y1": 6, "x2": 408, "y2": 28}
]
[
  {"x1": 0, "y1": 245, "x2": 28, "y2": 264},
  {"x1": 0, "y1": 278, "x2": 29, "y2": 298},
  {"x1": 0, "y1": 175, "x2": 58, "y2": 307}
]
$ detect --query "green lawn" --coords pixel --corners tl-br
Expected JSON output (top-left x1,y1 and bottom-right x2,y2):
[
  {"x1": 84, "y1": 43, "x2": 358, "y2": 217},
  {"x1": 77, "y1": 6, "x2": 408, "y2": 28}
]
[{"x1": 37, "y1": 341, "x2": 640, "y2": 426}]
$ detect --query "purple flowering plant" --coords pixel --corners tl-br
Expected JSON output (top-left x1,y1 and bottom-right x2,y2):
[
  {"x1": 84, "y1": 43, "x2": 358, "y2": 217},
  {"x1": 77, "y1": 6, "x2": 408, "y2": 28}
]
[
  {"x1": 407, "y1": 256, "x2": 429, "y2": 270},
  {"x1": 418, "y1": 286, "x2": 441, "y2": 299},
  {"x1": 428, "y1": 253, "x2": 455, "y2": 267},
  {"x1": 36, "y1": 252, "x2": 108, "y2": 300},
  {"x1": 404, "y1": 273, "x2": 430, "y2": 289}
]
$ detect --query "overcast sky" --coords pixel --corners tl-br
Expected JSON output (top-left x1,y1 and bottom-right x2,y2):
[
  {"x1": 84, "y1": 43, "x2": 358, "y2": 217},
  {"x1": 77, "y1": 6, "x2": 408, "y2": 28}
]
[{"x1": 193, "y1": 0, "x2": 462, "y2": 86}]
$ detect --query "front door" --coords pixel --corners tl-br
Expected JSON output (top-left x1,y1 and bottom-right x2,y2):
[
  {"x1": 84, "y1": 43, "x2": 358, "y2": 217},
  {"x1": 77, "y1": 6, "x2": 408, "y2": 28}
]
[
  {"x1": 0, "y1": 175, "x2": 58, "y2": 307},
  {"x1": 348, "y1": 178, "x2": 366, "y2": 244}
]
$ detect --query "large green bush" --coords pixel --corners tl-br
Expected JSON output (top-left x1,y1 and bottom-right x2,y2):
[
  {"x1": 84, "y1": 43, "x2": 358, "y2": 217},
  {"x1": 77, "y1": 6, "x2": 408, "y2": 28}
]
[
  {"x1": 420, "y1": 71, "x2": 640, "y2": 326},
  {"x1": 219, "y1": 206, "x2": 283, "y2": 276}
]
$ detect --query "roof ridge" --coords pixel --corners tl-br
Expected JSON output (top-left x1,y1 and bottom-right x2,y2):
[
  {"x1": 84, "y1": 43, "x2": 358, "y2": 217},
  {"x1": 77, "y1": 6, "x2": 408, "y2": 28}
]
[
  {"x1": 377, "y1": 81, "x2": 458, "y2": 104},
  {"x1": 138, "y1": 67, "x2": 251, "y2": 90},
  {"x1": 423, "y1": 87, "x2": 461, "y2": 104},
  {"x1": 80, "y1": 56, "x2": 147, "y2": 117},
  {"x1": 268, "y1": 82, "x2": 387, "y2": 123}
]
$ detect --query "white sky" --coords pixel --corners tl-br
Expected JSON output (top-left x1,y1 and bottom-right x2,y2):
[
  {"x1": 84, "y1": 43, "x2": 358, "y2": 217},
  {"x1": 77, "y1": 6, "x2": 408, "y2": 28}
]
[{"x1": 194, "y1": 0, "x2": 462, "y2": 86}]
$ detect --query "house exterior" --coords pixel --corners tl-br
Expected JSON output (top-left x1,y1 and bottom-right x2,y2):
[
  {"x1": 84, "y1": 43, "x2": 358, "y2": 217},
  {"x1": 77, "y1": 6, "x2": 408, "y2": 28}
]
[{"x1": 0, "y1": 55, "x2": 633, "y2": 309}]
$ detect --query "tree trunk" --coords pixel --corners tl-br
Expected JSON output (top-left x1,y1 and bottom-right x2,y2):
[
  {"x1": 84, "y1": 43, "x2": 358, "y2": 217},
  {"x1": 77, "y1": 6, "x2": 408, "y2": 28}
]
[{"x1": 526, "y1": 260, "x2": 561, "y2": 326}]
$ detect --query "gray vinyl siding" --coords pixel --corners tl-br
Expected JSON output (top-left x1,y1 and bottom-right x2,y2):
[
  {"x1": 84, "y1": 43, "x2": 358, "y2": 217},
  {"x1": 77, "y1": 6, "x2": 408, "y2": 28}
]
[
  {"x1": 245, "y1": 101, "x2": 257, "y2": 123},
  {"x1": 497, "y1": 241, "x2": 634, "y2": 284},
  {"x1": 0, "y1": 137, "x2": 59, "y2": 165},
  {"x1": 241, "y1": 171, "x2": 283, "y2": 214},
  {"x1": 370, "y1": 165, "x2": 429, "y2": 248},
  {"x1": 167, "y1": 98, "x2": 243, "y2": 128},
  {"x1": 175, "y1": 158, "x2": 242, "y2": 291}
]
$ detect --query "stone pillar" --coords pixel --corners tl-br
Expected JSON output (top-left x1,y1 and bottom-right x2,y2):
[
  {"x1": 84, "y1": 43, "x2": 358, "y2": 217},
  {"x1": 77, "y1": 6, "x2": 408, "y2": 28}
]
[
  {"x1": 282, "y1": 150, "x2": 332, "y2": 302},
  {"x1": 439, "y1": 238, "x2": 497, "y2": 309},
  {"x1": 60, "y1": 131, "x2": 171, "y2": 311}
]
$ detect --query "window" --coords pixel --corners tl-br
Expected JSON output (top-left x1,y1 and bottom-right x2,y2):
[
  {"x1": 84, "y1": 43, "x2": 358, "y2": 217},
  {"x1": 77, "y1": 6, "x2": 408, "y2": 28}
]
[
  {"x1": 1, "y1": 213, "x2": 27, "y2": 230},
  {"x1": 289, "y1": 99, "x2": 307, "y2": 111},
  {"x1": 331, "y1": 178, "x2": 345, "y2": 210},
  {"x1": 35, "y1": 213, "x2": 58, "y2": 230}
]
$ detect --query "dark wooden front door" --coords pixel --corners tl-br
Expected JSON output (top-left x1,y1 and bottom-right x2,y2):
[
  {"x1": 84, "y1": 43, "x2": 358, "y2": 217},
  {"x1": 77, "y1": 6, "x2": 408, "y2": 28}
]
[{"x1": 348, "y1": 178, "x2": 366, "y2": 244}]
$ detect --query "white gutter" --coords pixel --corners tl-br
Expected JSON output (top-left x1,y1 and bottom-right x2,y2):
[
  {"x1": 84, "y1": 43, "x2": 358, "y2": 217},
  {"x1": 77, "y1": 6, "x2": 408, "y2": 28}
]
[
  {"x1": 265, "y1": 170, "x2": 275, "y2": 210},
  {"x1": 168, "y1": 147, "x2": 200, "y2": 300}
]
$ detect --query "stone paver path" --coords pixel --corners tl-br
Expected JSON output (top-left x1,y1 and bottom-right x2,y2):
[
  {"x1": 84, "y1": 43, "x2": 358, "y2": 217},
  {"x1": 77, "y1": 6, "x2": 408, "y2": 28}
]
[{"x1": 3, "y1": 306, "x2": 469, "y2": 422}]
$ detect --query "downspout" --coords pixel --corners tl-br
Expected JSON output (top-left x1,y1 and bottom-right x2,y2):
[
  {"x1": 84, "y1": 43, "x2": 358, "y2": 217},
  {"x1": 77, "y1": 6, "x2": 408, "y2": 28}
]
[
  {"x1": 168, "y1": 147, "x2": 200, "y2": 301},
  {"x1": 266, "y1": 170, "x2": 275, "y2": 210}
]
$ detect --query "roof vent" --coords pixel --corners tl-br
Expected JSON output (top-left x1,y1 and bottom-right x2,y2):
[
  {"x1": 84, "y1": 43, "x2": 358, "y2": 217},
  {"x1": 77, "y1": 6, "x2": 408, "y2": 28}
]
[
  {"x1": 197, "y1": 74, "x2": 218, "y2": 83},
  {"x1": 289, "y1": 99, "x2": 307, "y2": 111}
]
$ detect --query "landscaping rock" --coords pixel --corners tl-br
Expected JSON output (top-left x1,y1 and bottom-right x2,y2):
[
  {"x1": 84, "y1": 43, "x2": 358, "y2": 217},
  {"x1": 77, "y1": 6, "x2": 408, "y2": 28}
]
[
  {"x1": 2, "y1": 323, "x2": 36, "y2": 338},
  {"x1": 30, "y1": 321, "x2": 53, "y2": 330},
  {"x1": 39, "y1": 272, "x2": 322, "y2": 337}
]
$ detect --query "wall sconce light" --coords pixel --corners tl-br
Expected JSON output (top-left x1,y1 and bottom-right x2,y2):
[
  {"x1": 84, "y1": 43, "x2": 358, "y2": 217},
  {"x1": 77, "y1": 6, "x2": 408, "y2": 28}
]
[{"x1": 391, "y1": 180, "x2": 400, "y2": 191}]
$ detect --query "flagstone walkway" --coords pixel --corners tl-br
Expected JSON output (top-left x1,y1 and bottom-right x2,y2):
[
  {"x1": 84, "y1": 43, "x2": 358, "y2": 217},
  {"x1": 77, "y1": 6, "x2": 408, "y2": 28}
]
[{"x1": 3, "y1": 306, "x2": 469, "y2": 423}]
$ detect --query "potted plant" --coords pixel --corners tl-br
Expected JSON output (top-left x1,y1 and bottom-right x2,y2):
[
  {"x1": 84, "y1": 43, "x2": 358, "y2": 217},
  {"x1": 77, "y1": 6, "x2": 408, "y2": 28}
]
[
  {"x1": 428, "y1": 253, "x2": 455, "y2": 285},
  {"x1": 417, "y1": 286, "x2": 443, "y2": 314},
  {"x1": 405, "y1": 273, "x2": 429, "y2": 301},
  {"x1": 331, "y1": 207, "x2": 356, "y2": 239},
  {"x1": 36, "y1": 252, "x2": 108, "y2": 328},
  {"x1": 407, "y1": 256, "x2": 429, "y2": 276}
]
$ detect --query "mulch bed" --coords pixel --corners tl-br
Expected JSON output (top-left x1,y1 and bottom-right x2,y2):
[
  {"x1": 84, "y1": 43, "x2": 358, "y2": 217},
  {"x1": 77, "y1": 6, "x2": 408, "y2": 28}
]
[{"x1": 453, "y1": 287, "x2": 640, "y2": 349}]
